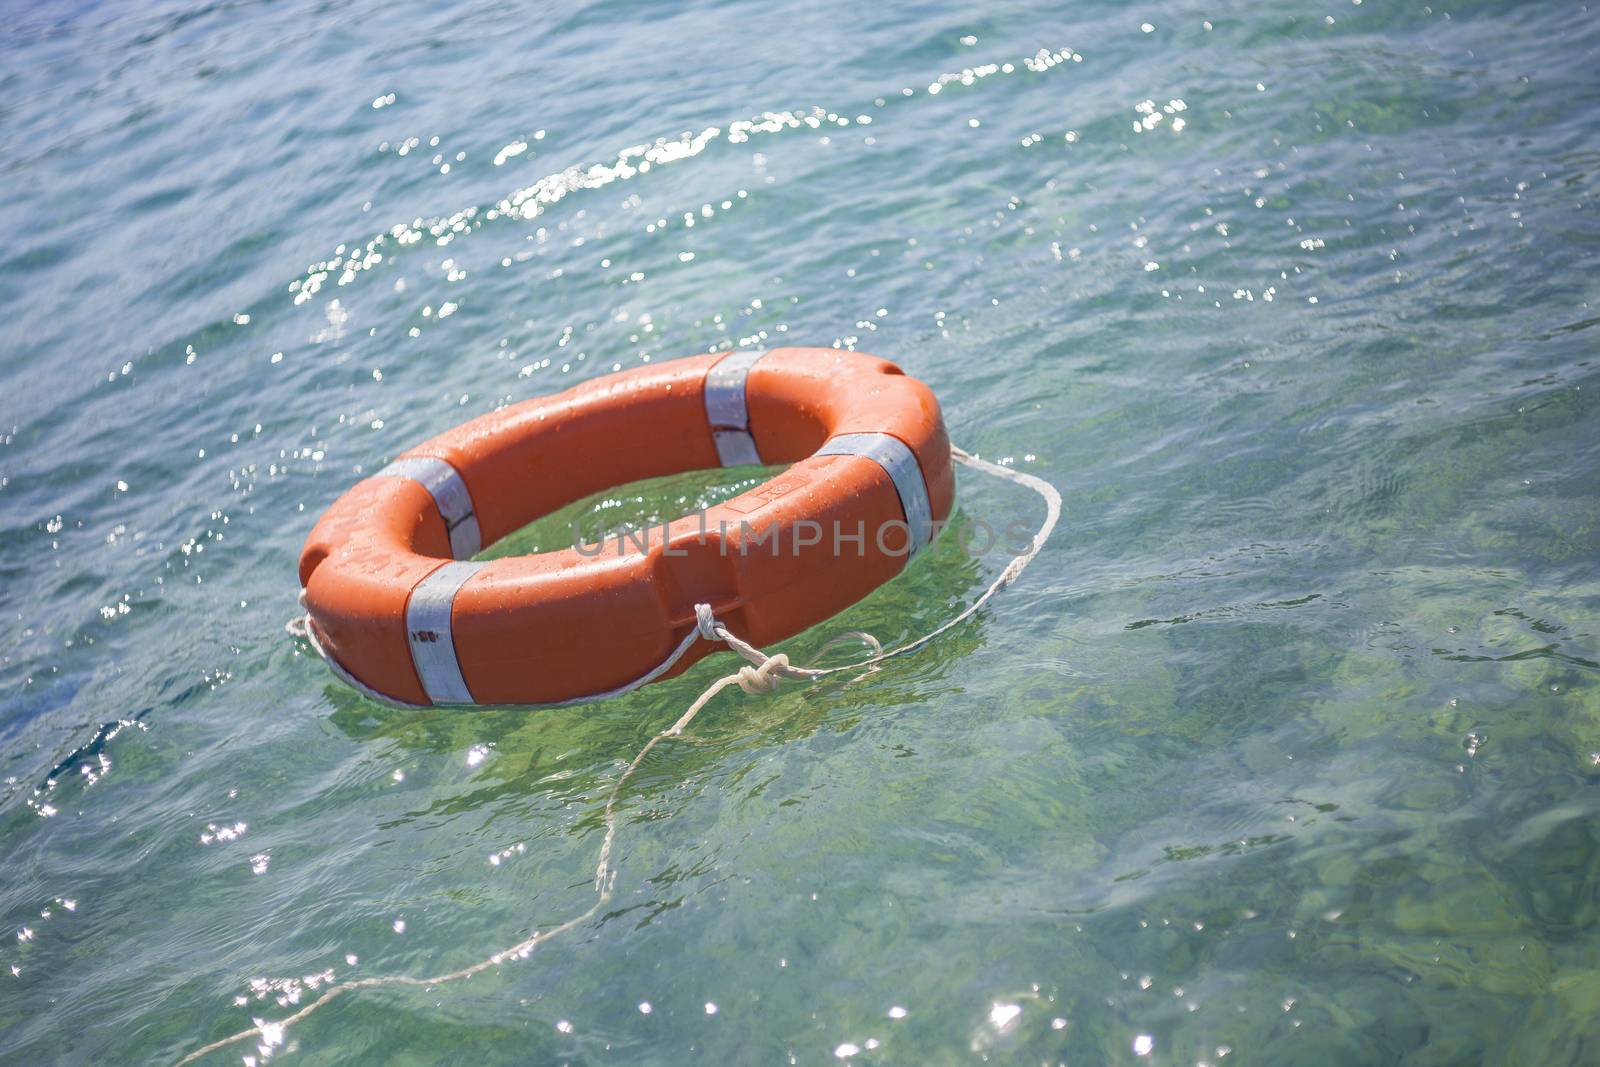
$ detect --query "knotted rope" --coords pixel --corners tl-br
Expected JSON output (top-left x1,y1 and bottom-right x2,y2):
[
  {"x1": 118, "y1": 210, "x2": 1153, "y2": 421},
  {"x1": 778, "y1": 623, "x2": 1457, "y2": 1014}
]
[{"x1": 179, "y1": 446, "x2": 1058, "y2": 1065}]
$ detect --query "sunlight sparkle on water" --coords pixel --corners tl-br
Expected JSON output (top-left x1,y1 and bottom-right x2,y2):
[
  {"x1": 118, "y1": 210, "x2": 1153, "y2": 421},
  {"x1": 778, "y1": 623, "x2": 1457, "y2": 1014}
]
[
  {"x1": 989, "y1": 1002, "x2": 1022, "y2": 1029},
  {"x1": 287, "y1": 45, "x2": 1086, "y2": 305}
]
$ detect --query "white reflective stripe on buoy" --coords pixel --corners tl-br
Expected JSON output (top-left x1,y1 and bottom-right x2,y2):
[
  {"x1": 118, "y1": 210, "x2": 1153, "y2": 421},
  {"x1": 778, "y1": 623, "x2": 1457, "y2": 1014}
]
[
  {"x1": 376, "y1": 456, "x2": 482, "y2": 559},
  {"x1": 704, "y1": 349, "x2": 767, "y2": 466},
  {"x1": 406, "y1": 560, "x2": 484, "y2": 705},
  {"x1": 816, "y1": 432, "x2": 934, "y2": 553}
]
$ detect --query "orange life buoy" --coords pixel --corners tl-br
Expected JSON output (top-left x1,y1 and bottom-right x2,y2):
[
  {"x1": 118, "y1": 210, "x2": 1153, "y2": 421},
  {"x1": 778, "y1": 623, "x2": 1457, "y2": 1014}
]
[{"x1": 296, "y1": 347, "x2": 954, "y2": 707}]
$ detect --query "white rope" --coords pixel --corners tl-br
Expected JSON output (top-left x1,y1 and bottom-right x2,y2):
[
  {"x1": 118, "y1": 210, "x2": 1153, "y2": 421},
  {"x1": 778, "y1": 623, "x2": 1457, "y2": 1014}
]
[
  {"x1": 698, "y1": 446, "x2": 1059, "y2": 684},
  {"x1": 191, "y1": 445, "x2": 1057, "y2": 1066},
  {"x1": 286, "y1": 597, "x2": 710, "y2": 712}
]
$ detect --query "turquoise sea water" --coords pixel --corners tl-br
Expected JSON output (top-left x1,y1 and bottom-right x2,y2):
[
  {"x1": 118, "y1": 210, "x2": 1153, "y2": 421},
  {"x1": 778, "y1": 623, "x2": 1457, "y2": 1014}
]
[{"x1": 3, "y1": 0, "x2": 1598, "y2": 1062}]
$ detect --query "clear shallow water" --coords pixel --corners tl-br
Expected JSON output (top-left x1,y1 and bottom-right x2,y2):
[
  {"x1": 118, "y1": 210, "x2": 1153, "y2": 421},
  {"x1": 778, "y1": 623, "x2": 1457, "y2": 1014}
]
[{"x1": 2, "y1": 0, "x2": 1598, "y2": 1062}]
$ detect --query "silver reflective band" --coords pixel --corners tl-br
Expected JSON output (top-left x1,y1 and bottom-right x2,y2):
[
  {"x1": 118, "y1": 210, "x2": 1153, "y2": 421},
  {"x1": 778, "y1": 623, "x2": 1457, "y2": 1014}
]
[
  {"x1": 376, "y1": 456, "x2": 482, "y2": 559},
  {"x1": 406, "y1": 560, "x2": 485, "y2": 705},
  {"x1": 816, "y1": 432, "x2": 935, "y2": 553},
  {"x1": 704, "y1": 349, "x2": 767, "y2": 466}
]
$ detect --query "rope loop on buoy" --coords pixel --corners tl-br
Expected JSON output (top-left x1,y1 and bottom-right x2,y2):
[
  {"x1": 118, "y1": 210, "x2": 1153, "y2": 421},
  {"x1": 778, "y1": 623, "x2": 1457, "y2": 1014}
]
[{"x1": 185, "y1": 444, "x2": 1058, "y2": 1066}]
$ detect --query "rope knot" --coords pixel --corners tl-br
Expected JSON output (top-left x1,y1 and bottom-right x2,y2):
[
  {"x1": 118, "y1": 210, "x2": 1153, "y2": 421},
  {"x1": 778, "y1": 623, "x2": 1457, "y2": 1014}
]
[
  {"x1": 735, "y1": 653, "x2": 790, "y2": 695},
  {"x1": 693, "y1": 603, "x2": 720, "y2": 642}
]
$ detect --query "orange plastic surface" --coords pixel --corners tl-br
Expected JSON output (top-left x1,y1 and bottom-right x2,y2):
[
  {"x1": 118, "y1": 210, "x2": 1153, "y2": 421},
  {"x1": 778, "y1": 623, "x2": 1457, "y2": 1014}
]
[{"x1": 297, "y1": 348, "x2": 952, "y2": 705}]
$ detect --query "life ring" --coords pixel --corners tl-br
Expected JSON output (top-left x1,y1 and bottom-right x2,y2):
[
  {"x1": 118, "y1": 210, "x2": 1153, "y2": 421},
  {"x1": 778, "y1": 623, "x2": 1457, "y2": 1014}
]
[{"x1": 297, "y1": 347, "x2": 954, "y2": 707}]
